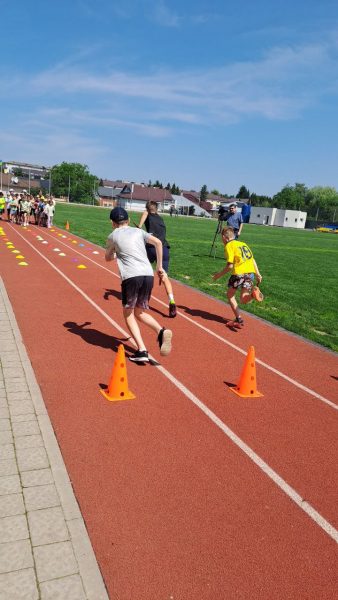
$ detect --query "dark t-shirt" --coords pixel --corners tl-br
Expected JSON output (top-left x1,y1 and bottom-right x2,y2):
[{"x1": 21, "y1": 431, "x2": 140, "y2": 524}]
[{"x1": 144, "y1": 213, "x2": 169, "y2": 247}]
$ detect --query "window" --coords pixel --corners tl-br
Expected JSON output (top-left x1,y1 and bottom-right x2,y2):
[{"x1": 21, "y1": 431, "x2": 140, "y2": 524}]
[
  {"x1": 285, "y1": 217, "x2": 288, "y2": 221},
  {"x1": 295, "y1": 218, "x2": 298, "y2": 222},
  {"x1": 257, "y1": 214, "x2": 260, "y2": 218},
  {"x1": 300, "y1": 218, "x2": 303, "y2": 221}
]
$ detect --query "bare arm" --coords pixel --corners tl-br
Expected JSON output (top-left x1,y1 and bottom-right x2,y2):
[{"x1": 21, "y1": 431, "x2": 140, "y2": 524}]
[
  {"x1": 212, "y1": 262, "x2": 233, "y2": 280},
  {"x1": 138, "y1": 210, "x2": 148, "y2": 229},
  {"x1": 253, "y1": 259, "x2": 262, "y2": 283},
  {"x1": 147, "y1": 235, "x2": 165, "y2": 279},
  {"x1": 105, "y1": 240, "x2": 115, "y2": 262},
  {"x1": 238, "y1": 222, "x2": 243, "y2": 236}
]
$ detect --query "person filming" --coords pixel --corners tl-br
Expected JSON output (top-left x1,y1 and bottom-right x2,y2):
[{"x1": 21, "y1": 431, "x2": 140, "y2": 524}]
[{"x1": 225, "y1": 204, "x2": 243, "y2": 239}]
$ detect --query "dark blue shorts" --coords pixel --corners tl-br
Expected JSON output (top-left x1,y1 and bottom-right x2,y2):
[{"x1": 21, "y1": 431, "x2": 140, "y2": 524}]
[
  {"x1": 121, "y1": 276, "x2": 154, "y2": 309},
  {"x1": 146, "y1": 244, "x2": 170, "y2": 273}
]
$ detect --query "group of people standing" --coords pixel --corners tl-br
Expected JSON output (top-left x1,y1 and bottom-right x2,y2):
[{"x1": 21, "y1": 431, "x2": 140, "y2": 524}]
[{"x1": 0, "y1": 190, "x2": 56, "y2": 228}]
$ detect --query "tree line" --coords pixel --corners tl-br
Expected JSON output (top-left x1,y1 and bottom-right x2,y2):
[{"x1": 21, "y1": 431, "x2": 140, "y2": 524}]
[
  {"x1": 43, "y1": 162, "x2": 338, "y2": 221},
  {"x1": 201, "y1": 183, "x2": 338, "y2": 222}
]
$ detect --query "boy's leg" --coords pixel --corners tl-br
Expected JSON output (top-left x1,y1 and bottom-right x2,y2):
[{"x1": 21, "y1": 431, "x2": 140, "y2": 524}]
[
  {"x1": 240, "y1": 289, "x2": 253, "y2": 305},
  {"x1": 227, "y1": 287, "x2": 240, "y2": 319},
  {"x1": 123, "y1": 308, "x2": 147, "y2": 351},
  {"x1": 134, "y1": 308, "x2": 162, "y2": 335}
]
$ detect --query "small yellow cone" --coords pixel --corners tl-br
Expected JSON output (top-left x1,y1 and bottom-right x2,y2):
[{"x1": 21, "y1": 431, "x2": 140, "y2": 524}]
[
  {"x1": 77, "y1": 264, "x2": 87, "y2": 269},
  {"x1": 16, "y1": 255, "x2": 25, "y2": 259},
  {"x1": 18, "y1": 262, "x2": 28, "y2": 266}
]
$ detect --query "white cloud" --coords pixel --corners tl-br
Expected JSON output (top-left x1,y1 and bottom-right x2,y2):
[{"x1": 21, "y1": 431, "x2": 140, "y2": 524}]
[{"x1": 150, "y1": 1, "x2": 180, "y2": 27}]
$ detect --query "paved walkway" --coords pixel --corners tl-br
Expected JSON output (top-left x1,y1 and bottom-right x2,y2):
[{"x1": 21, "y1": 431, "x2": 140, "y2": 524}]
[{"x1": 0, "y1": 278, "x2": 109, "y2": 600}]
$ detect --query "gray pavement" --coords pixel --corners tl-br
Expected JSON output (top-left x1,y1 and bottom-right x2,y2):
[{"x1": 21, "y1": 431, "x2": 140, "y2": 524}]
[{"x1": 0, "y1": 278, "x2": 109, "y2": 600}]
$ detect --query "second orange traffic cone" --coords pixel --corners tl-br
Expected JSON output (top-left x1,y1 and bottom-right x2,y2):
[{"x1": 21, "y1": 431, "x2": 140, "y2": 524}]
[
  {"x1": 100, "y1": 344, "x2": 136, "y2": 402},
  {"x1": 65, "y1": 221, "x2": 70, "y2": 230},
  {"x1": 230, "y1": 346, "x2": 263, "y2": 398}
]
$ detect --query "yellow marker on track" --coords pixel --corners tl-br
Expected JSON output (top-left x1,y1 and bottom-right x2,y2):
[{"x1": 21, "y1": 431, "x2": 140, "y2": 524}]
[{"x1": 77, "y1": 265, "x2": 87, "y2": 269}]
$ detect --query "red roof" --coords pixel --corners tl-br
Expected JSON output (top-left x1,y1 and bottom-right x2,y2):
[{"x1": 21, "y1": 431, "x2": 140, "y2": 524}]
[{"x1": 118, "y1": 184, "x2": 173, "y2": 202}]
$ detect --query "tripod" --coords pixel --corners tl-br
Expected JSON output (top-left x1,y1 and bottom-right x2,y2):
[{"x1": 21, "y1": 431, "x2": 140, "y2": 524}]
[{"x1": 209, "y1": 219, "x2": 223, "y2": 257}]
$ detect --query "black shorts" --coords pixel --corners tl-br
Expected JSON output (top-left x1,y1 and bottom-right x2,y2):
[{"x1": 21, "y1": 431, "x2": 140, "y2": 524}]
[
  {"x1": 121, "y1": 276, "x2": 154, "y2": 309},
  {"x1": 146, "y1": 244, "x2": 170, "y2": 272},
  {"x1": 228, "y1": 273, "x2": 254, "y2": 291}
]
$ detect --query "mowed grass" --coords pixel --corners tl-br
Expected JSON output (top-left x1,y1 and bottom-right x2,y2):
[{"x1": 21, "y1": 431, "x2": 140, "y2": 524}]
[{"x1": 54, "y1": 203, "x2": 338, "y2": 352}]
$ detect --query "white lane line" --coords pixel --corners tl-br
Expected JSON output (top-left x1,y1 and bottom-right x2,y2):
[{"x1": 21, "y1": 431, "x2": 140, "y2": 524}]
[
  {"x1": 10, "y1": 227, "x2": 338, "y2": 544},
  {"x1": 31, "y1": 226, "x2": 338, "y2": 412}
]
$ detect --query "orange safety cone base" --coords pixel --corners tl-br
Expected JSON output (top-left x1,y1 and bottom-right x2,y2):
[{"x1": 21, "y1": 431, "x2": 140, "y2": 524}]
[
  {"x1": 230, "y1": 386, "x2": 263, "y2": 398},
  {"x1": 100, "y1": 344, "x2": 136, "y2": 402},
  {"x1": 229, "y1": 345, "x2": 263, "y2": 398},
  {"x1": 100, "y1": 387, "x2": 136, "y2": 402}
]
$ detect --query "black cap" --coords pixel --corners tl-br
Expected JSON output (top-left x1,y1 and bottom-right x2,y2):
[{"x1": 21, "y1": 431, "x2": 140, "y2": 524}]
[{"x1": 110, "y1": 207, "x2": 129, "y2": 222}]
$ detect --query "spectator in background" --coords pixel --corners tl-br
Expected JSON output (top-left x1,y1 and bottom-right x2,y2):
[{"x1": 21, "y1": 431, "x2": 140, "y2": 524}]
[
  {"x1": 44, "y1": 199, "x2": 55, "y2": 228},
  {"x1": 226, "y1": 204, "x2": 243, "y2": 239},
  {"x1": 0, "y1": 191, "x2": 5, "y2": 219}
]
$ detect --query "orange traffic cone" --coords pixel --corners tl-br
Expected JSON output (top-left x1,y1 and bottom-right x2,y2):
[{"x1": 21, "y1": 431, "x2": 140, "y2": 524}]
[
  {"x1": 230, "y1": 346, "x2": 263, "y2": 398},
  {"x1": 100, "y1": 344, "x2": 136, "y2": 402},
  {"x1": 65, "y1": 221, "x2": 70, "y2": 230}
]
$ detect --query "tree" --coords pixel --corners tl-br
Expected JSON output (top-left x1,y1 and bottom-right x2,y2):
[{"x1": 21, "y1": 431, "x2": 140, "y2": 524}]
[
  {"x1": 200, "y1": 184, "x2": 208, "y2": 202},
  {"x1": 236, "y1": 185, "x2": 250, "y2": 199},
  {"x1": 250, "y1": 193, "x2": 272, "y2": 207},
  {"x1": 307, "y1": 186, "x2": 338, "y2": 220},
  {"x1": 210, "y1": 189, "x2": 220, "y2": 196},
  {"x1": 50, "y1": 162, "x2": 99, "y2": 204},
  {"x1": 171, "y1": 183, "x2": 180, "y2": 195},
  {"x1": 273, "y1": 183, "x2": 309, "y2": 211}
]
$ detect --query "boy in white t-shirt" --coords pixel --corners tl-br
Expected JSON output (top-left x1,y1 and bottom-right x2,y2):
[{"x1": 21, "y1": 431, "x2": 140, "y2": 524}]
[{"x1": 105, "y1": 207, "x2": 173, "y2": 363}]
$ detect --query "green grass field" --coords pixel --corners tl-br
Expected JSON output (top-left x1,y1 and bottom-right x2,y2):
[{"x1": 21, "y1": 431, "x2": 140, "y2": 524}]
[{"x1": 53, "y1": 203, "x2": 338, "y2": 352}]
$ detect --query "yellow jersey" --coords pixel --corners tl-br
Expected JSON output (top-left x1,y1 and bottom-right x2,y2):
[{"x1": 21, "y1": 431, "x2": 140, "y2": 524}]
[{"x1": 224, "y1": 239, "x2": 256, "y2": 275}]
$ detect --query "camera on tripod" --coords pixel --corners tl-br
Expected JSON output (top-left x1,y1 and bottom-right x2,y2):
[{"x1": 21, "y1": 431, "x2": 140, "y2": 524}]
[{"x1": 218, "y1": 205, "x2": 230, "y2": 221}]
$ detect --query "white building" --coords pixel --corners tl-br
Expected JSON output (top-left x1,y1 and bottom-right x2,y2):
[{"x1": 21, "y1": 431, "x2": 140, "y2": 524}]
[{"x1": 250, "y1": 207, "x2": 307, "y2": 229}]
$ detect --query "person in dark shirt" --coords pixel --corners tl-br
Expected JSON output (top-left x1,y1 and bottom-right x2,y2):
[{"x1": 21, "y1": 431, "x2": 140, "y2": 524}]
[
  {"x1": 138, "y1": 201, "x2": 177, "y2": 318},
  {"x1": 226, "y1": 204, "x2": 243, "y2": 239}
]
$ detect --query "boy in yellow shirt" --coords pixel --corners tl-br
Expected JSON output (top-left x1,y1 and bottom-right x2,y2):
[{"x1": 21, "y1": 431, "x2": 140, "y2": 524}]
[{"x1": 212, "y1": 226, "x2": 263, "y2": 327}]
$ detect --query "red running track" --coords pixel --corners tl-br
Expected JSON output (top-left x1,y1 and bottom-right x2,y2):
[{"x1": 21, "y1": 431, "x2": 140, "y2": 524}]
[{"x1": 0, "y1": 221, "x2": 337, "y2": 600}]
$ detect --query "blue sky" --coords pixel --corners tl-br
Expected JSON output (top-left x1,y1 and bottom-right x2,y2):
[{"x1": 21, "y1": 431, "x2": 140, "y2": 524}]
[{"x1": 2, "y1": 0, "x2": 338, "y2": 196}]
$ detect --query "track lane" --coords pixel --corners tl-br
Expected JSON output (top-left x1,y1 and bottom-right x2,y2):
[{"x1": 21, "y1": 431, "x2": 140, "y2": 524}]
[
  {"x1": 27, "y1": 224, "x2": 338, "y2": 408},
  {"x1": 1, "y1": 221, "x2": 338, "y2": 599},
  {"x1": 2, "y1": 223, "x2": 338, "y2": 524}
]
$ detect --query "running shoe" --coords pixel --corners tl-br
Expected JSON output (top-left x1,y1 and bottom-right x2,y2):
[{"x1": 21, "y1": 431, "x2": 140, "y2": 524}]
[
  {"x1": 157, "y1": 328, "x2": 173, "y2": 356},
  {"x1": 169, "y1": 302, "x2": 177, "y2": 318},
  {"x1": 129, "y1": 350, "x2": 149, "y2": 363},
  {"x1": 226, "y1": 317, "x2": 244, "y2": 328},
  {"x1": 251, "y1": 286, "x2": 264, "y2": 302}
]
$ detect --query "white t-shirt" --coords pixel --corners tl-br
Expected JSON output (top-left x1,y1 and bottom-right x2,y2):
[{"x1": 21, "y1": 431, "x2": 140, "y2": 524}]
[{"x1": 106, "y1": 226, "x2": 153, "y2": 281}]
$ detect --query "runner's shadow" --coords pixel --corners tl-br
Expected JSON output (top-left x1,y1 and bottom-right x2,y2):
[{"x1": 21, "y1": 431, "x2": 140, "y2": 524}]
[
  {"x1": 178, "y1": 304, "x2": 226, "y2": 325},
  {"x1": 103, "y1": 288, "x2": 121, "y2": 301},
  {"x1": 149, "y1": 305, "x2": 168, "y2": 318},
  {"x1": 63, "y1": 321, "x2": 133, "y2": 353}
]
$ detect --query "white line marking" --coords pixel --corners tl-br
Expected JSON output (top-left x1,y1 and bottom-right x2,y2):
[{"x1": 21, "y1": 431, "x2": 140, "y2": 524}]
[
  {"x1": 32, "y1": 226, "x2": 338, "y2": 412},
  {"x1": 9, "y1": 226, "x2": 338, "y2": 544}
]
